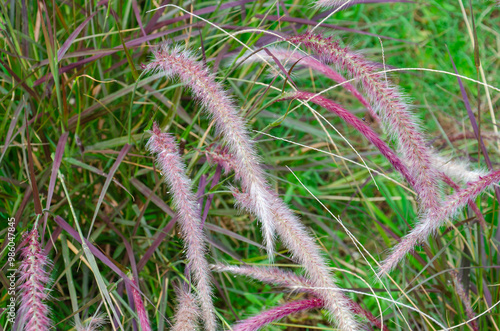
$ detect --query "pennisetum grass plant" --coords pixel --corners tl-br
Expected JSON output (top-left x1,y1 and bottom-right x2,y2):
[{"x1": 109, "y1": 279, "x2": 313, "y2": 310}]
[
  {"x1": 17, "y1": 228, "x2": 52, "y2": 331},
  {"x1": 144, "y1": 44, "x2": 359, "y2": 331},
  {"x1": 147, "y1": 123, "x2": 216, "y2": 330},
  {"x1": 278, "y1": 91, "x2": 415, "y2": 188}
]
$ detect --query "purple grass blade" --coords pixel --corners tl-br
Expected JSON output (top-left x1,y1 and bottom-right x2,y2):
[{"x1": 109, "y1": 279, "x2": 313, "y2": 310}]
[
  {"x1": 57, "y1": 12, "x2": 97, "y2": 61},
  {"x1": 448, "y1": 50, "x2": 500, "y2": 248},
  {"x1": 137, "y1": 217, "x2": 177, "y2": 272},
  {"x1": 53, "y1": 216, "x2": 132, "y2": 283},
  {"x1": 42, "y1": 132, "x2": 68, "y2": 238},
  {"x1": 130, "y1": 177, "x2": 176, "y2": 217},
  {"x1": 87, "y1": 144, "x2": 131, "y2": 239},
  {"x1": 0, "y1": 100, "x2": 24, "y2": 164}
]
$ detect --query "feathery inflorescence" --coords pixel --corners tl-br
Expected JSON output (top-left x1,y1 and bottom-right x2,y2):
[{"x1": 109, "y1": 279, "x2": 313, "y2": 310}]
[
  {"x1": 233, "y1": 298, "x2": 323, "y2": 331},
  {"x1": 17, "y1": 229, "x2": 52, "y2": 331},
  {"x1": 379, "y1": 169, "x2": 500, "y2": 275},
  {"x1": 280, "y1": 91, "x2": 415, "y2": 188},
  {"x1": 434, "y1": 156, "x2": 487, "y2": 184},
  {"x1": 288, "y1": 33, "x2": 441, "y2": 212},
  {"x1": 130, "y1": 278, "x2": 152, "y2": 331},
  {"x1": 213, "y1": 263, "x2": 388, "y2": 331},
  {"x1": 76, "y1": 314, "x2": 108, "y2": 331},
  {"x1": 172, "y1": 285, "x2": 200, "y2": 331},
  {"x1": 211, "y1": 263, "x2": 315, "y2": 294},
  {"x1": 243, "y1": 48, "x2": 378, "y2": 121},
  {"x1": 144, "y1": 44, "x2": 276, "y2": 257},
  {"x1": 232, "y1": 188, "x2": 359, "y2": 330},
  {"x1": 147, "y1": 123, "x2": 216, "y2": 331},
  {"x1": 145, "y1": 44, "x2": 359, "y2": 331},
  {"x1": 315, "y1": 0, "x2": 353, "y2": 9}
]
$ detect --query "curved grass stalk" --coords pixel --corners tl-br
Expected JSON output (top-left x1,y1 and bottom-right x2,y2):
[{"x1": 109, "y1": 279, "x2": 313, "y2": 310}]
[
  {"x1": 147, "y1": 124, "x2": 216, "y2": 330},
  {"x1": 243, "y1": 47, "x2": 379, "y2": 121},
  {"x1": 145, "y1": 44, "x2": 276, "y2": 257},
  {"x1": 288, "y1": 33, "x2": 441, "y2": 212},
  {"x1": 280, "y1": 91, "x2": 415, "y2": 188}
]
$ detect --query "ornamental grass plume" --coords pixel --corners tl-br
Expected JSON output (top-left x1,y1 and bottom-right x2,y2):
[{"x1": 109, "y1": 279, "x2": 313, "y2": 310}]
[
  {"x1": 434, "y1": 156, "x2": 487, "y2": 184},
  {"x1": 288, "y1": 33, "x2": 441, "y2": 212},
  {"x1": 379, "y1": 169, "x2": 500, "y2": 275},
  {"x1": 76, "y1": 314, "x2": 107, "y2": 331},
  {"x1": 147, "y1": 123, "x2": 216, "y2": 331},
  {"x1": 315, "y1": 0, "x2": 353, "y2": 9},
  {"x1": 130, "y1": 277, "x2": 152, "y2": 331},
  {"x1": 450, "y1": 271, "x2": 478, "y2": 331},
  {"x1": 212, "y1": 264, "x2": 387, "y2": 331},
  {"x1": 233, "y1": 298, "x2": 323, "y2": 331},
  {"x1": 145, "y1": 44, "x2": 359, "y2": 331},
  {"x1": 144, "y1": 44, "x2": 276, "y2": 257},
  {"x1": 172, "y1": 284, "x2": 200, "y2": 331},
  {"x1": 17, "y1": 228, "x2": 52, "y2": 331}
]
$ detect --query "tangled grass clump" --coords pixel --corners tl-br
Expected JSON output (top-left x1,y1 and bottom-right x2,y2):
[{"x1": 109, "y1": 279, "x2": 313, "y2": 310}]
[{"x1": 2, "y1": 0, "x2": 500, "y2": 330}]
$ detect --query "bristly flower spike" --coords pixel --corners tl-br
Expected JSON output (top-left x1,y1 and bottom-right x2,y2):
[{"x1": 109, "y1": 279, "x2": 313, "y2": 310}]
[
  {"x1": 145, "y1": 45, "x2": 359, "y2": 331},
  {"x1": 145, "y1": 44, "x2": 277, "y2": 257},
  {"x1": 76, "y1": 314, "x2": 107, "y2": 331},
  {"x1": 212, "y1": 263, "x2": 388, "y2": 331},
  {"x1": 17, "y1": 229, "x2": 52, "y2": 331},
  {"x1": 233, "y1": 298, "x2": 323, "y2": 331},
  {"x1": 288, "y1": 33, "x2": 441, "y2": 212},
  {"x1": 130, "y1": 277, "x2": 152, "y2": 331},
  {"x1": 379, "y1": 169, "x2": 500, "y2": 275},
  {"x1": 172, "y1": 283, "x2": 200, "y2": 331},
  {"x1": 231, "y1": 187, "x2": 360, "y2": 330},
  {"x1": 147, "y1": 123, "x2": 216, "y2": 331}
]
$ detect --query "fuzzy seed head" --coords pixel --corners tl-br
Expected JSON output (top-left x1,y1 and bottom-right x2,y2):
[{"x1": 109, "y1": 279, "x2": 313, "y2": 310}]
[
  {"x1": 17, "y1": 229, "x2": 52, "y2": 331},
  {"x1": 147, "y1": 123, "x2": 216, "y2": 331},
  {"x1": 145, "y1": 44, "x2": 277, "y2": 257},
  {"x1": 288, "y1": 33, "x2": 441, "y2": 212},
  {"x1": 130, "y1": 278, "x2": 152, "y2": 331}
]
